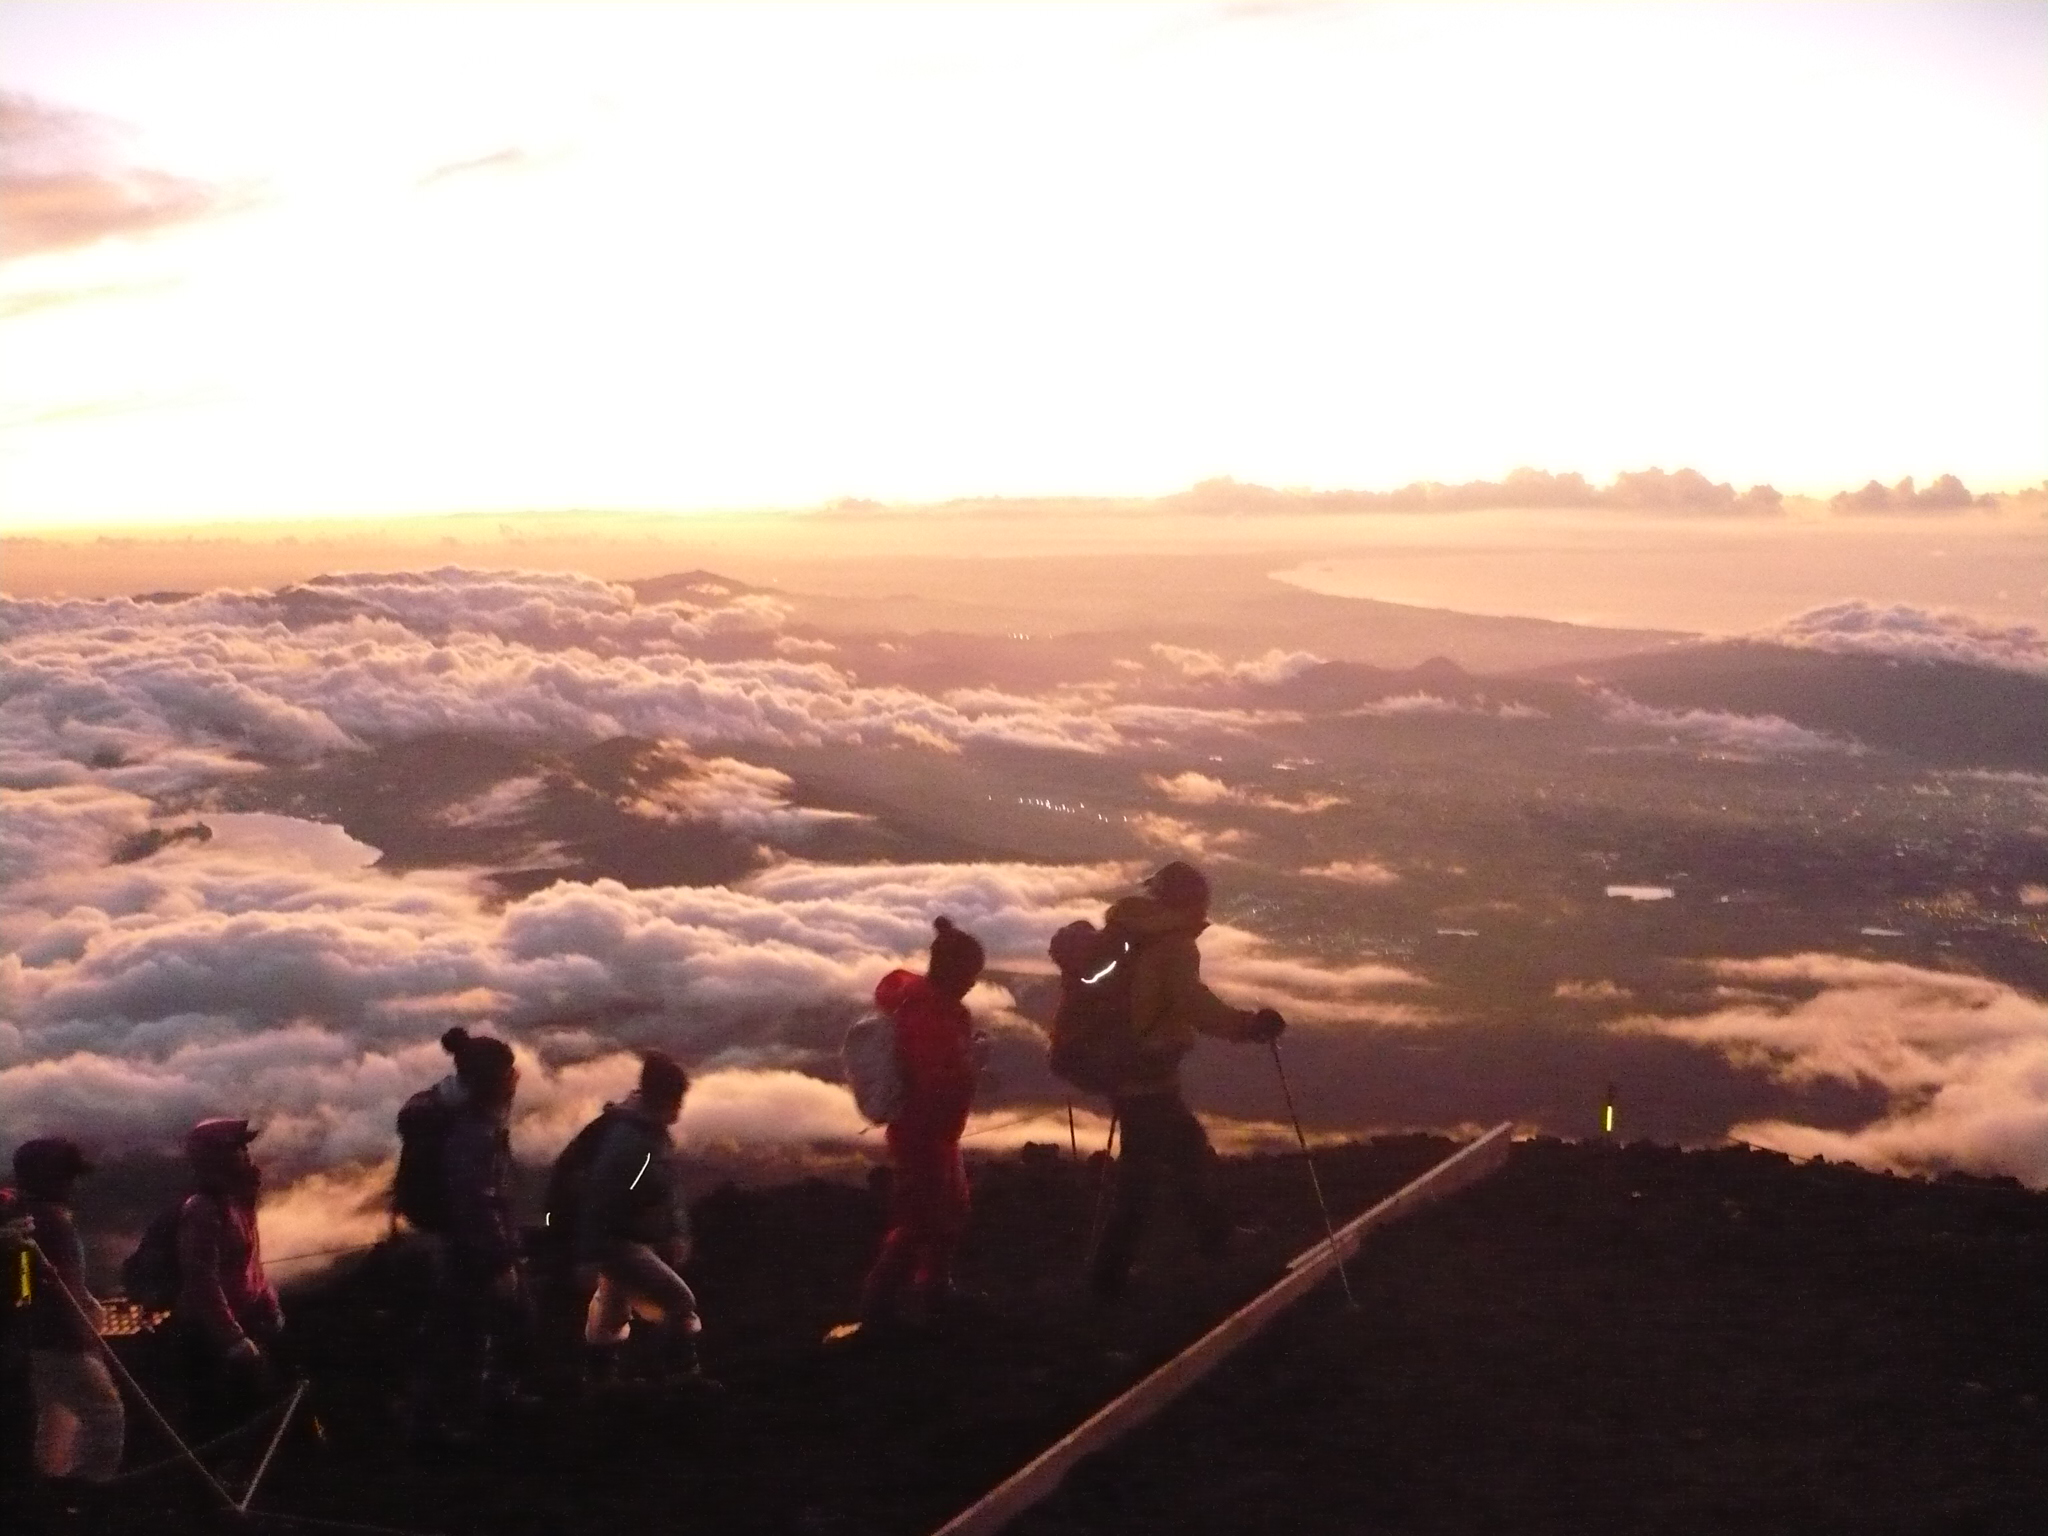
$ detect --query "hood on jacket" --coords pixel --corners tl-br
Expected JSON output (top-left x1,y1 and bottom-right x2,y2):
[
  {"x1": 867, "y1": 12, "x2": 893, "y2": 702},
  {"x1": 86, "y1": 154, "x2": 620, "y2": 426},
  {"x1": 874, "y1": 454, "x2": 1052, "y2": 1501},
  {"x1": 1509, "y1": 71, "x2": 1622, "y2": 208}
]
[
  {"x1": 1104, "y1": 893, "x2": 1207, "y2": 941},
  {"x1": 605, "y1": 1092, "x2": 676, "y2": 1141},
  {"x1": 875, "y1": 967, "x2": 933, "y2": 1016}
]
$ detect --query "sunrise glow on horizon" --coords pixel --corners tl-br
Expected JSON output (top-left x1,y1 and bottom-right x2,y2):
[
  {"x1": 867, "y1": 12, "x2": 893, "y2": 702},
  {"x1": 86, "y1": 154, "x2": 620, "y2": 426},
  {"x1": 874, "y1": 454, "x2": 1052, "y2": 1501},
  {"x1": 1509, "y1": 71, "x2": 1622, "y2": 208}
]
[{"x1": 2, "y1": 1, "x2": 2044, "y2": 531}]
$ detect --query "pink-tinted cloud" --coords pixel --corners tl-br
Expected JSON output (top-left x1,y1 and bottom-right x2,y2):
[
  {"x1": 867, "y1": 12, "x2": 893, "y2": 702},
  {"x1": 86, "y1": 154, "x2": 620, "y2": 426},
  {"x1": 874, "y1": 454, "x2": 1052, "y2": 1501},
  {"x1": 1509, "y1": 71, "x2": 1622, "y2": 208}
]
[{"x1": 0, "y1": 93, "x2": 239, "y2": 261}]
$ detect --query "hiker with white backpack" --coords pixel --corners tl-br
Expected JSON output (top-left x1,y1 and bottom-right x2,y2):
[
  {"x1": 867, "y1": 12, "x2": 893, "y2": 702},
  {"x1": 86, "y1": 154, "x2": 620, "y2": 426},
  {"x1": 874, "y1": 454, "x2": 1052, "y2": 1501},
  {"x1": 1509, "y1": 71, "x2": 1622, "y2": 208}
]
[{"x1": 849, "y1": 916, "x2": 987, "y2": 1335}]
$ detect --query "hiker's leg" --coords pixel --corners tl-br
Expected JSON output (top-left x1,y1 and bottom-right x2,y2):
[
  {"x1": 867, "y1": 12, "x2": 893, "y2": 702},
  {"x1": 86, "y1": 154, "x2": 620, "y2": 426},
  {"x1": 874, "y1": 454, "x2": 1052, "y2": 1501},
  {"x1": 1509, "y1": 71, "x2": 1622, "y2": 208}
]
[
  {"x1": 1160, "y1": 1095, "x2": 1229, "y2": 1257},
  {"x1": 583, "y1": 1268, "x2": 632, "y2": 1346},
  {"x1": 1089, "y1": 1094, "x2": 1171, "y2": 1296},
  {"x1": 865, "y1": 1127, "x2": 939, "y2": 1320},
  {"x1": 607, "y1": 1242, "x2": 699, "y2": 1331},
  {"x1": 433, "y1": 1268, "x2": 493, "y2": 1432},
  {"x1": 30, "y1": 1351, "x2": 123, "y2": 1482},
  {"x1": 908, "y1": 1144, "x2": 970, "y2": 1299}
]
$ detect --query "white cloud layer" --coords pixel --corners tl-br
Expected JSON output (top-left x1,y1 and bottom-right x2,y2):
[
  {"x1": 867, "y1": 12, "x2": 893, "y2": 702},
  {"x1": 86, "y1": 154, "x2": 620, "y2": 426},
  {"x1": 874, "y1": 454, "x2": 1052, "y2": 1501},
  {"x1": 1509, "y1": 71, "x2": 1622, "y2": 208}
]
[
  {"x1": 1755, "y1": 602, "x2": 2048, "y2": 677},
  {"x1": 0, "y1": 569, "x2": 1261, "y2": 802},
  {"x1": 1, "y1": 785, "x2": 1425, "y2": 1208},
  {"x1": 1149, "y1": 644, "x2": 1325, "y2": 686},
  {"x1": 1301, "y1": 860, "x2": 1401, "y2": 887},
  {"x1": 1617, "y1": 954, "x2": 2048, "y2": 1185},
  {"x1": 1599, "y1": 693, "x2": 1858, "y2": 756},
  {"x1": 1148, "y1": 772, "x2": 1344, "y2": 814}
]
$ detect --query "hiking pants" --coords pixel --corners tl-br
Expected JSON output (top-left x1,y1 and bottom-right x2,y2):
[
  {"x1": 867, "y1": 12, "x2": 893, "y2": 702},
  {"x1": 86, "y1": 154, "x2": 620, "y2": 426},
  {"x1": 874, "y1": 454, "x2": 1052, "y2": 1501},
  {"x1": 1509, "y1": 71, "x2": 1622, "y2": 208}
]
[
  {"x1": 1089, "y1": 1090, "x2": 1225, "y2": 1294},
  {"x1": 30, "y1": 1349, "x2": 124, "y2": 1482},
  {"x1": 860, "y1": 1126, "x2": 969, "y2": 1320},
  {"x1": 176, "y1": 1318, "x2": 289, "y2": 1440},
  {"x1": 411, "y1": 1244, "x2": 530, "y2": 1431},
  {"x1": 583, "y1": 1241, "x2": 699, "y2": 1346}
]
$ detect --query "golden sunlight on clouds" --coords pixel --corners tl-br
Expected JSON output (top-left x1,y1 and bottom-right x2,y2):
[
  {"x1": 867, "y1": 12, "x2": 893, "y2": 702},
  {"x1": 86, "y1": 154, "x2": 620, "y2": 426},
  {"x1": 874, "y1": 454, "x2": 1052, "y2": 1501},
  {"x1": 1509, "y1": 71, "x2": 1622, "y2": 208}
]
[{"x1": 1, "y1": 1, "x2": 2043, "y2": 527}]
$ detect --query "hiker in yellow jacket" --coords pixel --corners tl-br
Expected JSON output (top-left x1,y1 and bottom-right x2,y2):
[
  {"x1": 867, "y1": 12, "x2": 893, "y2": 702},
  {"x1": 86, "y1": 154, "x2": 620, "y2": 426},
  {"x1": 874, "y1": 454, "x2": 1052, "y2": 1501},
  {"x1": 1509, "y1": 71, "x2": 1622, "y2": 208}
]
[{"x1": 1087, "y1": 861, "x2": 1284, "y2": 1301}]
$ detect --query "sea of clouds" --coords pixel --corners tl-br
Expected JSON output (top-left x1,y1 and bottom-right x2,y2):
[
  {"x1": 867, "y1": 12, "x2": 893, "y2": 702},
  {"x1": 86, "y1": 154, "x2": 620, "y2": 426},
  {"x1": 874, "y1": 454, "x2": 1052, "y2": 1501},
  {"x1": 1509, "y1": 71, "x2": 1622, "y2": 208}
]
[
  {"x1": 5, "y1": 567, "x2": 2042, "y2": 1240},
  {"x1": 0, "y1": 569, "x2": 1303, "y2": 802},
  {"x1": 0, "y1": 568, "x2": 1432, "y2": 1253}
]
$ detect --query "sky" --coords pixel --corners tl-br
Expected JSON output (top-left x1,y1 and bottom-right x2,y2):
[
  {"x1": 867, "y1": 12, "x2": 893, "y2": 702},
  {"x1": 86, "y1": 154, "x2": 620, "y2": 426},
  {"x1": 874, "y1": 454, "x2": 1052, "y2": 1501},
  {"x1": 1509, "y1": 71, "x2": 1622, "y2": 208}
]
[{"x1": 1, "y1": 0, "x2": 2045, "y2": 526}]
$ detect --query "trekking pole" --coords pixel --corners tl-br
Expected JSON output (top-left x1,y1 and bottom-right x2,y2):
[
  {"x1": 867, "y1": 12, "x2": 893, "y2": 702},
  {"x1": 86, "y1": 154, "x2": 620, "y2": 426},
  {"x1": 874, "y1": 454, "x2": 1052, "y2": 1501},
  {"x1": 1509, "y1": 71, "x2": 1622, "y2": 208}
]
[
  {"x1": 1267, "y1": 1042, "x2": 1357, "y2": 1310},
  {"x1": 1066, "y1": 1101, "x2": 1078, "y2": 1160},
  {"x1": 25, "y1": 1240, "x2": 241, "y2": 1509},
  {"x1": 1080, "y1": 1113, "x2": 1118, "y2": 1276}
]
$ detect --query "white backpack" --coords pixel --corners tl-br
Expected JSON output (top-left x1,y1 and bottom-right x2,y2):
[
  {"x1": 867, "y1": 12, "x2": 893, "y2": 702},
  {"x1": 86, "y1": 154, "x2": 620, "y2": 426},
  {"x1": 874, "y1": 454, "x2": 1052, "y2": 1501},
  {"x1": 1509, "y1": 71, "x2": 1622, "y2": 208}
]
[{"x1": 842, "y1": 1011, "x2": 905, "y2": 1126}]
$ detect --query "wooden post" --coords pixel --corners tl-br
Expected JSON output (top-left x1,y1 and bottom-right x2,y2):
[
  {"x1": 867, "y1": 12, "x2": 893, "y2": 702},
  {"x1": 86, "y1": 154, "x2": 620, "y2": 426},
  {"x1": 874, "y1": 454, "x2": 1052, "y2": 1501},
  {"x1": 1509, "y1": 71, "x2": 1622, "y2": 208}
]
[{"x1": 933, "y1": 1123, "x2": 1514, "y2": 1536}]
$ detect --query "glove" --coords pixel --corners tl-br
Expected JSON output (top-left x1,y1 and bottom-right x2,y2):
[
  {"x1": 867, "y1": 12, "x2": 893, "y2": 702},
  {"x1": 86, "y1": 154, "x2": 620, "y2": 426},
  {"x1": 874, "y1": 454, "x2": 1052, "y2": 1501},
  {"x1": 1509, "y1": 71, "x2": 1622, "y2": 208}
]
[{"x1": 1247, "y1": 1008, "x2": 1287, "y2": 1043}]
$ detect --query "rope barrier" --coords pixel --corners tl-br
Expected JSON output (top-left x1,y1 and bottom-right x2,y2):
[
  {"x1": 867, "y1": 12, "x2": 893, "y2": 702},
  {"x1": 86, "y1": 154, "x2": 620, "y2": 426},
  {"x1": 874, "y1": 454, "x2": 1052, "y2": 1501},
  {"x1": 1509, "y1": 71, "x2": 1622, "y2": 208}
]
[
  {"x1": 103, "y1": 1394, "x2": 292, "y2": 1485},
  {"x1": 959, "y1": 1110, "x2": 1058, "y2": 1142},
  {"x1": 264, "y1": 1242, "x2": 379, "y2": 1268}
]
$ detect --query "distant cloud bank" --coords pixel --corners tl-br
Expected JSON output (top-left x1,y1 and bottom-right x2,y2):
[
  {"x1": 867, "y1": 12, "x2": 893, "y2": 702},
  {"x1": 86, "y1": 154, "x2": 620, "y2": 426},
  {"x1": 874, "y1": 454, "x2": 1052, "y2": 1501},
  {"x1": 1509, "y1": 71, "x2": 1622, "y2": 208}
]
[
  {"x1": 1755, "y1": 602, "x2": 2048, "y2": 678},
  {"x1": 1830, "y1": 475, "x2": 1996, "y2": 515},
  {"x1": 1163, "y1": 467, "x2": 1786, "y2": 517}
]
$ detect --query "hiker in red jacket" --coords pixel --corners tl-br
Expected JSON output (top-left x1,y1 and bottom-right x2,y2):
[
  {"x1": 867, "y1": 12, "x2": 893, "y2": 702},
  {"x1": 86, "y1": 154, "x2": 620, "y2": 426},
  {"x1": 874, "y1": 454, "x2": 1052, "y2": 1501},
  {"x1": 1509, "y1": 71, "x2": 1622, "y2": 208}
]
[
  {"x1": 857, "y1": 916, "x2": 986, "y2": 1330},
  {"x1": 174, "y1": 1118, "x2": 288, "y2": 1434}
]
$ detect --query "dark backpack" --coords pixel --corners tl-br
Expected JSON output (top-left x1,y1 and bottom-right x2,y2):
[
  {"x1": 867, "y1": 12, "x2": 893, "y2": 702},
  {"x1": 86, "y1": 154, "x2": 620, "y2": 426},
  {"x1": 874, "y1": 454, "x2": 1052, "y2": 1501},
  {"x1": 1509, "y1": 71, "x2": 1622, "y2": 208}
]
[
  {"x1": 393, "y1": 1088, "x2": 460, "y2": 1233},
  {"x1": 541, "y1": 1110, "x2": 618, "y2": 1250},
  {"x1": 120, "y1": 1200, "x2": 189, "y2": 1312},
  {"x1": 1047, "y1": 920, "x2": 1147, "y2": 1094}
]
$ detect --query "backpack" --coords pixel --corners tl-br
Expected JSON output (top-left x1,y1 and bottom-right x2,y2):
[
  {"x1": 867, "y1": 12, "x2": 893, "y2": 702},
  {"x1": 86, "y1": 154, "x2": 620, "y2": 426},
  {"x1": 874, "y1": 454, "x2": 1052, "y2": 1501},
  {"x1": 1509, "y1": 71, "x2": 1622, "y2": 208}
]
[
  {"x1": 842, "y1": 1011, "x2": 905, "y2": 1126},
  {"x1": 393, "y1": 1088, "x2": 460, "y2": 1233},
  {"x1": 121, "y1": 1199, "x2": 189, "y2": 1312},
  {"x1": 2, "y1": 1185, "x2": 29, "y2": 1341},
  {"x1": 1047, "y1": 920, "x2": 1146, "y2": 1095},
  {"x1": 542, "y1": 1110, "x2": 618, "y2": 1249}
]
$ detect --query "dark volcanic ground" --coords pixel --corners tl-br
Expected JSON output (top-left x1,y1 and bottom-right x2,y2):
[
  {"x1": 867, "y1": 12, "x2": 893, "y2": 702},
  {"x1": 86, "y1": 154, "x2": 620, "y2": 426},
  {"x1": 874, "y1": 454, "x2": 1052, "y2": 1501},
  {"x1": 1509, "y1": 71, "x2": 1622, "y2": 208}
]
[{"x1": 54, "y1": 1138, "x2": 2048, "y2": 1536}]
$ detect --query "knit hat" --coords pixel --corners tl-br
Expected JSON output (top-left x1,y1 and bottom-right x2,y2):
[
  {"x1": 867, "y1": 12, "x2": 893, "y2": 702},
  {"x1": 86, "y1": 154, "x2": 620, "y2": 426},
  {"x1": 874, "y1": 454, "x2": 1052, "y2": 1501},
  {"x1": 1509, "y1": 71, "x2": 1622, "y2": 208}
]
[
  {"x1": 639, "y1": 1050, "x2": 690, "y2": 1104},
  {"x1": 441, "y1": 1027, "x2": 516, "y2": 1091},
  {"x1": 928, "y1": 915, "x2": 985, "y2": 984}
]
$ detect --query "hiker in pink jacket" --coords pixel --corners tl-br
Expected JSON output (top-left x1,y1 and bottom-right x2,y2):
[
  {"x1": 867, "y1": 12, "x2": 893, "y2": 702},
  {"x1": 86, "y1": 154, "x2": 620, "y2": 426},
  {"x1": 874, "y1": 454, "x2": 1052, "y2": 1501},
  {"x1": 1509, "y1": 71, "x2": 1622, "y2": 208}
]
[{"x1": 174, "y1": 1118, "x2": 286, "y2": 1433}]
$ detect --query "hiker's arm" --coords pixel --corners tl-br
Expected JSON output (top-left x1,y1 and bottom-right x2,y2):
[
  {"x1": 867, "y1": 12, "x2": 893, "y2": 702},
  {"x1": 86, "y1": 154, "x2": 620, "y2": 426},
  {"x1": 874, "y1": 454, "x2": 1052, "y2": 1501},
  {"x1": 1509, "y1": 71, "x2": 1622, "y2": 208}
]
[
  {"x1": 576, "y1": 1126, "x2": 640, "y2": 1265},
  {"x1": 35, "y1": 1206, "x2": 106, "y2": 1336},
  {"x1": 444, "y1": 1125, "x2": 518, "y2": 1275},
  {"x1": 1163, "y1": 938, "x2": 1260, "y2": 1042},
  {"x1": 176, "y1": 1200, "x2": 248, "y2": 1353}
]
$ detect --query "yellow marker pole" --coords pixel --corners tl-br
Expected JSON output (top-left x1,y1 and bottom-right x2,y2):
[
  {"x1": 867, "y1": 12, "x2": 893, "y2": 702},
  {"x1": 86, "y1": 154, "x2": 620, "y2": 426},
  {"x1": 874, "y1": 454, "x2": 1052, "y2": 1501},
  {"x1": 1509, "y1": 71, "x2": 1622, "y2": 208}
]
[
  {"x1": 1603, "y1": 1083, "x2": 1617, "y2": 1137},
  {"x1": 15, "y1": 1248, "x2": 30, "y2": 1305}
]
